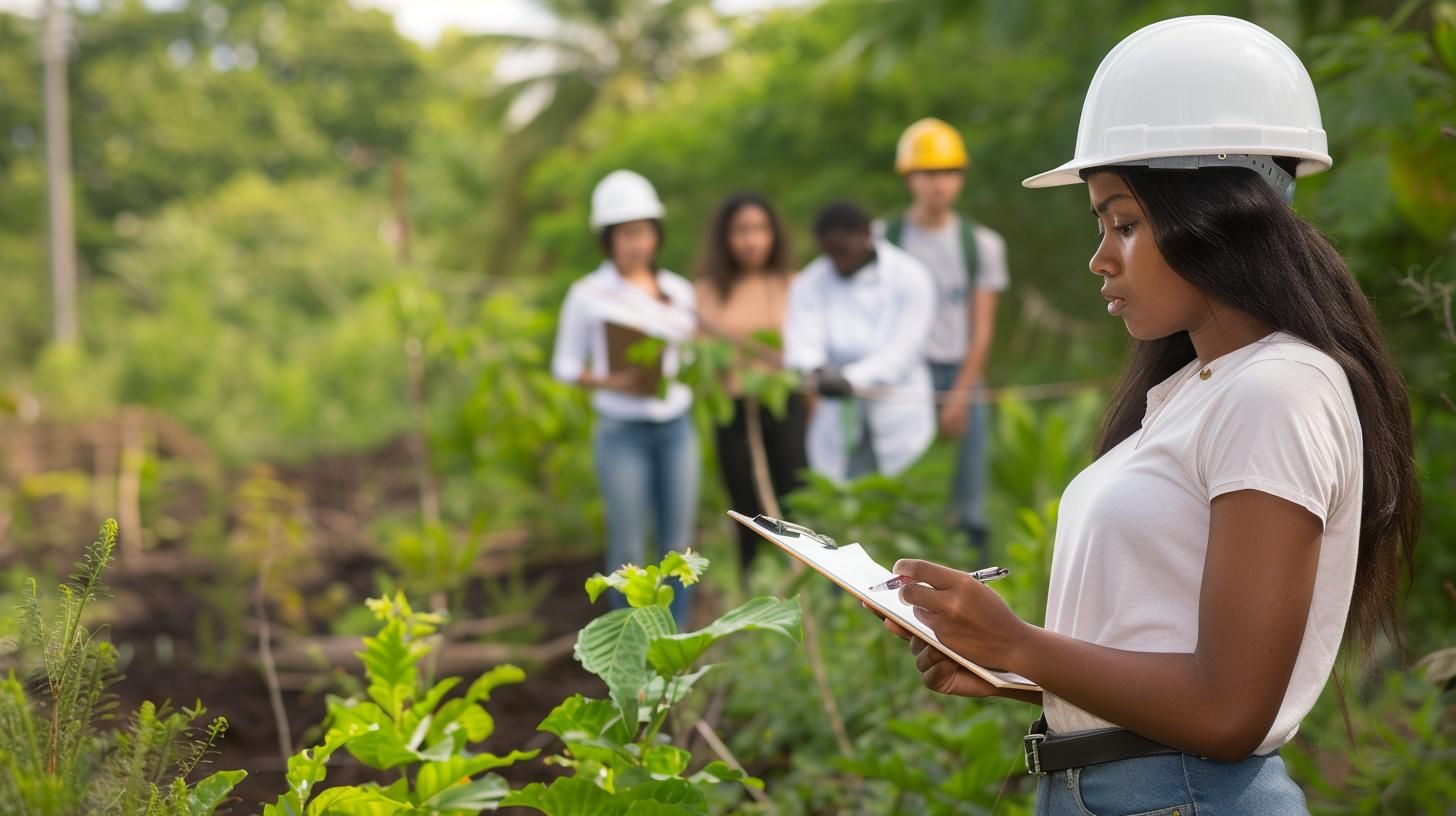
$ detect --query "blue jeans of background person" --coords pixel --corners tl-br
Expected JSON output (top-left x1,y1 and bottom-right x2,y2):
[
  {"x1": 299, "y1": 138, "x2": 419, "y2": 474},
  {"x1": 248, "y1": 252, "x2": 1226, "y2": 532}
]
[
  {"x1": 592, "y1": 412, "x2": 700, "y2": 627},
  {"x1": 1035, "y1": 750, "x2": 1309, "y2": 815},
  {"x1": 929, "y1": 362, "x2": 990, "y2": 556}
]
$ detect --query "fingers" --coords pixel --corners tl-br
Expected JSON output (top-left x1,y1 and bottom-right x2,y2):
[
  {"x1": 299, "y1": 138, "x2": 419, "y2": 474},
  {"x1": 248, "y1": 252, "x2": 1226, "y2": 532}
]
[
  {"x1": 892, "y1": 558, "x2": 971, "y2": 590},
  {"x1": 898, "y1": 581, "x2": 943, "y2": 608},
  {"x1": 915, "y1": 643, "x2": 948, "y2": 674},
  {"x1": 883, "y1": 617, "x2": 913, "y2": 641}
]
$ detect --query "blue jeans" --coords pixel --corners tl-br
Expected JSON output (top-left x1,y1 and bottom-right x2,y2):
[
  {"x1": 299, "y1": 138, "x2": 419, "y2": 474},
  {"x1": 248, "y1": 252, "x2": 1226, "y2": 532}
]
[
  {"x1": 592, "y1": 413, "x2": 700, "y2": 627},
  {"x1": 1035, "y1": 751, "x2": 1309, "y2": 815},
  {"x1": 929, "y1": 362, "x2": 990, "y2": 553}
]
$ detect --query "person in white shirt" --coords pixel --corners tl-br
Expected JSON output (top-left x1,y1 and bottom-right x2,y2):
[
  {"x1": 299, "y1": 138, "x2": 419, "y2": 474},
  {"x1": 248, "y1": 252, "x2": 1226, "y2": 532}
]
[
  {"x1": 881, "y1": 118, "x2": 1010, "y2": 556},
  {"x1": 876, "y1": 17, "x2": 1419, "y2": 815},
  {"x1": 551, "y1": 170, "x2": 699, "y2": 627},
  {"x1": 785, "y1": 201, "x2": 936, "y2": 483}
]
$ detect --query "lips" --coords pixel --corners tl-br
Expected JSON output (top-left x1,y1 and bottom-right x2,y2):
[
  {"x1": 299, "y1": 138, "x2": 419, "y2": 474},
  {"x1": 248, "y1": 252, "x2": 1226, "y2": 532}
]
[{"x1": 1102, "y1": 290, "x2": 1127, "y2": 316}]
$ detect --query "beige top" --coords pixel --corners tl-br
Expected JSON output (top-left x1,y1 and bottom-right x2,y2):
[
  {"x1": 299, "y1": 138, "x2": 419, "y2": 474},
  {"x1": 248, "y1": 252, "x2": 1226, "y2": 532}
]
[{"x1": 694, "y1": 272, "x2": 793, "y2": 395}]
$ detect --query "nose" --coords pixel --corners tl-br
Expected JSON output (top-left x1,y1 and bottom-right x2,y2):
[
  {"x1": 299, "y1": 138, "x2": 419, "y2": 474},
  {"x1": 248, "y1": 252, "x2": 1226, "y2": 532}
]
[{"x1": 1089, "y1": 235, "x2": 1117, "y2": 279}]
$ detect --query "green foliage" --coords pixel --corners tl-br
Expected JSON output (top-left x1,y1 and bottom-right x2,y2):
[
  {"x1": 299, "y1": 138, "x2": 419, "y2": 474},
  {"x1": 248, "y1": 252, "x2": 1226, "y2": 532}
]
[
  {"x1": 264, "y1": 592, "x2": 536, "y2": 815},
  {"x1": 0, "y1": 521, "x2": 245, "y2": 816},
  {"x1": 504, "y1": 552, "x2": 800, "y2": 815},
  {"x1": 1286, "y1": 664, "x2": 1456, "y2": 815}
]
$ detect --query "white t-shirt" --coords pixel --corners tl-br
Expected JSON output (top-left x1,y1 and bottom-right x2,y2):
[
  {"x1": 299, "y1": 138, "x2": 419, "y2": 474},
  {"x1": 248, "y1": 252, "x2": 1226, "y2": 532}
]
[
  {"x1": 1043, "y1": 332, "x2": 1363, "y2": 755},
  {"x1": 891, "y1": 216, "x2": 1009, "y2": 364},
  {"x1": 550, "y1": 262, "x2": 696, "y2": 422}
]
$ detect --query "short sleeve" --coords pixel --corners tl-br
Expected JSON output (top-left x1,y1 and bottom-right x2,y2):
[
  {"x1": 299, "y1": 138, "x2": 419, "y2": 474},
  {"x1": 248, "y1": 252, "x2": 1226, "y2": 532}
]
[
  {"x1": 1195, "y1": 359, "x2": 1356, "y2": 524},
  {"x1": 973, "y1": 226, "x2": 1009, "y2": 293}
]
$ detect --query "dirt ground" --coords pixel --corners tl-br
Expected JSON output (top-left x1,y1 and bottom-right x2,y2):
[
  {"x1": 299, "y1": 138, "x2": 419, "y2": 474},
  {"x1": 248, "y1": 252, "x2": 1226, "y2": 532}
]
[{"x1": 0, "y1": 421, "x2": 609, "y2": 813}]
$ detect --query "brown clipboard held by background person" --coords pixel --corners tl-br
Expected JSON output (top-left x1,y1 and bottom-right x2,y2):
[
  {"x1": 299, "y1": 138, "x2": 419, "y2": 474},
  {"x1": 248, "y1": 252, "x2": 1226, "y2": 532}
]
[
  {"x1": 605, "y1": 321, "x2": 665, "y2": 397},
  {"x1": 728, "y1": 510, "x2": 1041, "y2": 692}
]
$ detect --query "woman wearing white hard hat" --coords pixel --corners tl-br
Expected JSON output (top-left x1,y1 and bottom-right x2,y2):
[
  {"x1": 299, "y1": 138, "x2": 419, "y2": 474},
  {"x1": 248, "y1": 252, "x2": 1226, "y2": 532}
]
[
  {"x1": 552, "y1": 170, "x2": 700, "y2": 627},
  {"x1": 879, "y1": 16, "x2": 1418, "y2": 813}
]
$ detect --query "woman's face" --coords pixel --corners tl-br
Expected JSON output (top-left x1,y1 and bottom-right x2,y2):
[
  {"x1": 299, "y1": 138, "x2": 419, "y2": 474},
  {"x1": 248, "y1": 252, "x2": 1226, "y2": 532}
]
[
  {"x1": 1086, "y1": 172, "x2": 1211, "y2": 340},
  {"x1": 608, "y1": 219, "x2": 659, "y2": 271},
  {"x1": 726, "y1": 204, "x2": 775, "y2": 271}
]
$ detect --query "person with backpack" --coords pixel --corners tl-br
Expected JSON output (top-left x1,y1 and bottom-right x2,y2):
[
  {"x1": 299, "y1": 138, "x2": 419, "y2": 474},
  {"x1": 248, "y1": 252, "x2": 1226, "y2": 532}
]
[{"x1": 881, "y1": 118, "x2": 1009, "y2": 555}]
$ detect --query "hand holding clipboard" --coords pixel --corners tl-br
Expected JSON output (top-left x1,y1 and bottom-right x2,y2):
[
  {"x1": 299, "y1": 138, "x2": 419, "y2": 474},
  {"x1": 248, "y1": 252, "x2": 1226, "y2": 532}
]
[{"x1": 729, "y1": 511, "x2": 1040, "y2": 692}]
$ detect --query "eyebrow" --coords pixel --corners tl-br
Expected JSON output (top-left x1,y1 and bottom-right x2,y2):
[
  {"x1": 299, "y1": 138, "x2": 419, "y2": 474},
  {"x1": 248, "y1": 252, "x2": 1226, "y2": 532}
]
[{"x1": 1092, "y1": 193, "x2": 1134, "y2": 215}]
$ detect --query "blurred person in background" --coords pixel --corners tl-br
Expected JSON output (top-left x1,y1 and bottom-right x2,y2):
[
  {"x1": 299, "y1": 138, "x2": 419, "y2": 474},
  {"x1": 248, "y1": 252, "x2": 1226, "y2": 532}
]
[
  {"x1": 881, "y1": 118, "x2": 1010, "y2": 557},
  {"x1": 694, "y1": 192, "x2": 807, "y2": 575},
  {"x1": 551, "y1": 170, "x2": 699, "y2": 627},
  {"x1": 785, "y1": 201, "x2": 936, "y2": 483}
]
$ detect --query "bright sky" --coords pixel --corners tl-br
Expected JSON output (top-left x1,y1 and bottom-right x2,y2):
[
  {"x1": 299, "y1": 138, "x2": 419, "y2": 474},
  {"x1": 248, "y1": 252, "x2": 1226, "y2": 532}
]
[{"x1": 0, "y1": 0, "x2": 815, "y2": 43}]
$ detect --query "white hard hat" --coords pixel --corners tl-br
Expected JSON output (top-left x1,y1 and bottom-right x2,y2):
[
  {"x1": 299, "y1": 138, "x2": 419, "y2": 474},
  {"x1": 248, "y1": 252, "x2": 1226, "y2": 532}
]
[
  {"x1": 1023, "y1": 15, "x2": 1331, "y2": 197},
  {"x1": 589, "y1": 170, "x2": 666, "y2": 231}
]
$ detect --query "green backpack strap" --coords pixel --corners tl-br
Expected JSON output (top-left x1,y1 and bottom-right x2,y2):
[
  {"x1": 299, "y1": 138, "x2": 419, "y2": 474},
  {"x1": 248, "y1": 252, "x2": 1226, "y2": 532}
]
[
  {"x1": 959, "y1": 215, "x2": 981, "y2": 288},
  {"x1": 886, "y1": 214, "x2": 980, "y2": 286},
  {"x1": 884, "y1": 216, "x2": 905, "y2": 247}
]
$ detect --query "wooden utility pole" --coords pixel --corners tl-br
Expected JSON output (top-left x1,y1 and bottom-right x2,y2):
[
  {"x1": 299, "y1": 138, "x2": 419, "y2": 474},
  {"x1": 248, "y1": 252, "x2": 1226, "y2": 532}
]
[{"x1": 42, "y1": 0, "x2": 78, "y2": 344}]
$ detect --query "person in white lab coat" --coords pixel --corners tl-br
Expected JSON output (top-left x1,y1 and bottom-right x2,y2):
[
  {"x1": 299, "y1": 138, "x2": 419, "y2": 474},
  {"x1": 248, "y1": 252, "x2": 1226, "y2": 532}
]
[{"x1": 785, "y1": 201, "x2": 936, "y2": 483}]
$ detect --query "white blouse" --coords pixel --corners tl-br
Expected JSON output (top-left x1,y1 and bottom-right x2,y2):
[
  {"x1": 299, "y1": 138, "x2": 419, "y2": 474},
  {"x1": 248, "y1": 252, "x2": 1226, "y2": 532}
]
[
  {"x1": 1043, "y1": 332, "x2": 1363, "y2": 754},
  {"x1": 551, "y1": 262, "x2": 697, "y2": 422}
]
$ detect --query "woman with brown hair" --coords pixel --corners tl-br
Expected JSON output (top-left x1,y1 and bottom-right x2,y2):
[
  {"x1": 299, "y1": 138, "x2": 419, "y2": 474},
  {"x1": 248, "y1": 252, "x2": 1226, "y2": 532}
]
[{"x1": 694, "y1": 192, "x2": 807, "y2": 574}]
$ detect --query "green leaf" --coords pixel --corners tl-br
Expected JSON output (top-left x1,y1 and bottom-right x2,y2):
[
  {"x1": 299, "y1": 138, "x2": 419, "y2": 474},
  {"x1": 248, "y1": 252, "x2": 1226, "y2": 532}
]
[
  {"x1": 423, "y1": 773, "x2": 511, "y2": 810},
  {"x1": 539, "y1": 694, "x2": 634, "y2": 747},
  {"x1": 576, "y1": 606, "x2": 675, "y2": 724},
  {"x1": 658, "y1": 550, "x2": 709, "y2": 587},
  {"x1": 689, "y1": 759, "x2": 765, "y2": 790},
  {"x1": 502, "y1": 778, "x2": 622, "y2": 816},
  {"x1": 187, "y1": 769, "x2": 247, "y2": 816},
  {"x1": 305, "y1": 785, "x2": 408, "y2": 815},
  {"x1": 646, "y1": 597, "x2": 800, "y2": 676},
  {"x1": 585, "y1": 575, "x2": 611, "y2": 603},
  {"x1": 621, "y1": 779, "x2": 708, "y2": 810},
  {"x1": 641, "y1": 744, "x2": 691, "y2": 778},
  {"x1": 467, "y1": 663, "x2": 525, "y2": 702},
  {"x1": 410, "y1": 677, "x2": 461, "y2": 719},
  {"x1": 342, "y1": 728, "x2": 419, "y2": 770}
]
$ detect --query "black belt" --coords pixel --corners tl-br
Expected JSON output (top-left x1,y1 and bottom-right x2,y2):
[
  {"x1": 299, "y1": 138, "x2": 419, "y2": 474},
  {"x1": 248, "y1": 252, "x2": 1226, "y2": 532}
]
[{"x1": 1024, "y1": 716, "x2": 1182, "y2": 774}]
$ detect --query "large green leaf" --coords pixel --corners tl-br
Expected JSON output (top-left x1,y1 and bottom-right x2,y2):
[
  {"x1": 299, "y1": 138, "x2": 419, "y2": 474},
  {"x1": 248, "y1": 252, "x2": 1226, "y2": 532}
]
[
  {"x1": 576, "y1": 606, "x2": 675, "y2": 724},
  {"x1": 621, "y1": 779, "x2": 708, "y2": 812},
  {"x1": 187, "y1": 769, "x2": 247, "y2": 816},
  {"x1": 304, "y1": 785, "x2": 407, "y2": 816},
  {"x1": 646, "y1": 597, "x2": 801, "y2": 676},
  {"x1": 539, "y1": 694, "x2": 633, "y2": 744},
  {"x1": 502, "y1": 778, "x2": 621, "y2": 816}
]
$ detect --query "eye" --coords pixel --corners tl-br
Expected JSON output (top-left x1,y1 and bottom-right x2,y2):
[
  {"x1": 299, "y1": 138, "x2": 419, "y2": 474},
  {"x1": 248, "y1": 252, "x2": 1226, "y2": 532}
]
[{"x1": 1115, "y1": 221, "x2": 1138, "y2": 237}]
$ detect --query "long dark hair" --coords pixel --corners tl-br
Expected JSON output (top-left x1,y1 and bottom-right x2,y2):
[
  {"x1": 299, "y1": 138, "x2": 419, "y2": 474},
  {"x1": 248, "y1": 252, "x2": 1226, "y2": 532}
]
[
  {"x1": 695, "y1": 192, "x2": 794, "y2": 301},
  {"x1": 1090, "y1": 165, "x2": 1420, "y2": 656}
]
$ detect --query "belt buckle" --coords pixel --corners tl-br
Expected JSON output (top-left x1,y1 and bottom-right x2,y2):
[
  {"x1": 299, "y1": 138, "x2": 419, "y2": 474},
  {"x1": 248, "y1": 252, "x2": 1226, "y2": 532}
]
[{"x1": 1023, "y1": 731, "x2": 1046, "y2": 775}]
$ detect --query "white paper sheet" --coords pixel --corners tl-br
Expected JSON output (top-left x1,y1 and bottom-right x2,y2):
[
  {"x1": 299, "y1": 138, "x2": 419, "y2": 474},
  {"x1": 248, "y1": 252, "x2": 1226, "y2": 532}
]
[{"x1": 730, "y1": 511, "x2": 1039, "y2": 691}]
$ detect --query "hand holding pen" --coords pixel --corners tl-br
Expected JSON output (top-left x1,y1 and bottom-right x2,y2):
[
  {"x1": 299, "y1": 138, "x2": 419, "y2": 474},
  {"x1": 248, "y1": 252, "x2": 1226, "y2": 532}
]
[{"x1": 870, "y1": 566, "x2": 1008, "y2": 592}]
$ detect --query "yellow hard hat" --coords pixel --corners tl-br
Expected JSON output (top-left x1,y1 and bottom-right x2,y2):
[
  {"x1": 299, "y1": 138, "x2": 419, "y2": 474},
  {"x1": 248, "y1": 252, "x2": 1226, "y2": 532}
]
[{"x1": 895, "y1": 118, "x2": 969, "y2": 174}]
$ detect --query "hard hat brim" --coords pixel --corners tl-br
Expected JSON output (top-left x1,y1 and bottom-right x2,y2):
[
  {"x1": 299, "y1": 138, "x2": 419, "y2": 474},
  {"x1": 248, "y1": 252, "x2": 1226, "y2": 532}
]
[{"x1": 1022, "y1": 147, "x2": 1332, "y2": 189}]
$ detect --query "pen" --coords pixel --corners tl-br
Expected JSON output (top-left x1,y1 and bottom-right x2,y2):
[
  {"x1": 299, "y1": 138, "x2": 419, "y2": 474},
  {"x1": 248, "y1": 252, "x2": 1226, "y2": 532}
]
[{"x1": 868, "y1": 566, "x2": 1009, "y2": 592}]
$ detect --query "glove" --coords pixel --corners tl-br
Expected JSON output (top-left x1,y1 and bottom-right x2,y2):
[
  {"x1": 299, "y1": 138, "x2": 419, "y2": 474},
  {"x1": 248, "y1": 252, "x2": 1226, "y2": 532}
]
[{"x1": 815, "y1": 367, "x2": 854, "y2": 398}]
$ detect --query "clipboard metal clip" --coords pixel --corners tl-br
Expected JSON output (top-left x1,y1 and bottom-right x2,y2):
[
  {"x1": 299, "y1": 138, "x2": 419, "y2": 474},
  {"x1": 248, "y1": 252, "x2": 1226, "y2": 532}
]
[{"x1": 753, "y1": 514, "x2": 839, "y2": 550}]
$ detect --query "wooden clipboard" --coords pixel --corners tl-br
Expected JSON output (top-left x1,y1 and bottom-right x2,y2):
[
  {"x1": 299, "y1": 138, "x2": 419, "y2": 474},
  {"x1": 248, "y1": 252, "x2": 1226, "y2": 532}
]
[
  {"x1": 605, "y1": 321, "x2": 664, "y2": 396},
  {"x1": 729, "y1": 510, "x2": 1040, "y2": 692}
]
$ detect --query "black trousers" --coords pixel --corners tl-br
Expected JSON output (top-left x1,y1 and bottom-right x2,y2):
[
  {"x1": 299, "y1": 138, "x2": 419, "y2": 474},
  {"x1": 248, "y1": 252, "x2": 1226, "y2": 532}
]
[{"x1": 714, "y1": 393, "x2": 808, "y2": 572}]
